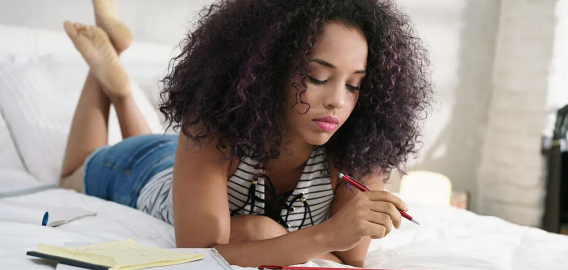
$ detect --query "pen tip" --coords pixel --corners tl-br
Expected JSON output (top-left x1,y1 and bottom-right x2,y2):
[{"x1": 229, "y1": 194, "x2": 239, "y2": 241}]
[{"x1": 411, "y1": 219, "x2": 420, "y2": 225}]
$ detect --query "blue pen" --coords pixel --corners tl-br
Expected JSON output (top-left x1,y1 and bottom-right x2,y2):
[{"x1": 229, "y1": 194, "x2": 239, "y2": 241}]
[{"x1": 42, "y1": 212, "x2": 49, "y2": 226}]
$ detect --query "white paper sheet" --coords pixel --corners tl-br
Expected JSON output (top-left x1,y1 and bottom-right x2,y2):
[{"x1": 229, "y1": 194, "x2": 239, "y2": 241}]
[
  {"x1": 0, "y1": 203, "x2": 48, "y2": 226},
  {"x1": 0, "y1": 201, "x2": 95, "y2": 227},
  {"x1": 55, "y1": 243, "x2": 231, "y2": 270}
]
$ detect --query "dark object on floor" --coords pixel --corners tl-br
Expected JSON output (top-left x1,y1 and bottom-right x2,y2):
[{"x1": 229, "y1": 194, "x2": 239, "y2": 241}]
[{"x1": 543, "y1": 105, "x2": 568, "y2": 233}]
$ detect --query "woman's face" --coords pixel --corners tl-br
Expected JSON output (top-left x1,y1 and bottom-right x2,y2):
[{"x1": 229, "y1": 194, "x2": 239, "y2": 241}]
[{"x1": 287, "y1": 22, "x2": 368, "y2": 146}]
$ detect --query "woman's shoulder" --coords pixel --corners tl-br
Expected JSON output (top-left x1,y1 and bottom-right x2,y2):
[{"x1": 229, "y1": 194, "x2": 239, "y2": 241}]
[{"x1": 173, "y1": 134, "x2": 238, "y2": 180}]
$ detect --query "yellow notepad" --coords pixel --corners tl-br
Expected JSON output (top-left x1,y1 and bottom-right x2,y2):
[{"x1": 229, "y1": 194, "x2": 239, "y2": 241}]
[{"x1": 36, "y1": 239, "x2": 205, "y2": 270}]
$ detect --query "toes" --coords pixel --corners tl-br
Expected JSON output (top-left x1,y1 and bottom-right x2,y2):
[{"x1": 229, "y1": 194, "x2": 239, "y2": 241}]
[
  {"x1": 63, "y1": 22, "x2": 96, "y2": 40},
  {"x1": 74, "y1": 22, "x2": 87, "y2": 31},
  {"x1": 63, "y1": 21, "x2": 78, "y2": 38},
  {"x1": 82, "y1": 26, "x2": 106, "y2": 40},
  {"x1": 64, "y1": 22, "x2": 93, "y2": 50}
]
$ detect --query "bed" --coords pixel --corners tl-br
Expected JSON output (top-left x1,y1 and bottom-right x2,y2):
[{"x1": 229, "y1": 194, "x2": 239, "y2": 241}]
[
  {"x1": 2, "y1": 189, "x2": 568, "y2": 270},
  {"x1": 1, "y1": 24, "x2": 568, "y2": 270}
]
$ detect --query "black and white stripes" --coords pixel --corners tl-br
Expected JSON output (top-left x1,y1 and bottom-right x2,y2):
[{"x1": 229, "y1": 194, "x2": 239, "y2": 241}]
[
  {"x1": 137, "y1": 147, "x2": 334, "y2": 232},
  {"x1": 137, "y1": 167, "x2": 175, "y2": 225},
  {"x1": 227, "y1": 146, "x2": 334, "y2": 231}
]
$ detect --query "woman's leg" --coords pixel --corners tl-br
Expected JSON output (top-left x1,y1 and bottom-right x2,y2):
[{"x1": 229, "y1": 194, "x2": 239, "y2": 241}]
[
  {"x1": 61, "y1": 1, "x2": 151, "y2": 190},
  {"x1": 60, "y1": 22, "x2": 149, "y2": 190},
  {"x1": 60, "y1": 71, "x2": 111, "y2": 187},
  {"x1": 91, "y1": 0, "x2": 150, "y2": 139},
  {"x1": 92, "y1": 0, "x2": 133, "y2": 54}
]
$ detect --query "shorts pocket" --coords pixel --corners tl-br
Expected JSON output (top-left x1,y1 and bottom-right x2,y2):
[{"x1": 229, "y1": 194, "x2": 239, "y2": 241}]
[{"x1": 100, "y1": 134, "x2": 178, "y2": 174}]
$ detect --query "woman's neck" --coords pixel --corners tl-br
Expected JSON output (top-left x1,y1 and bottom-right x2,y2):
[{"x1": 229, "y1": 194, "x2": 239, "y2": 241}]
[{"x1": 263, "y1": 137, "x2": 315, "y2": 174}]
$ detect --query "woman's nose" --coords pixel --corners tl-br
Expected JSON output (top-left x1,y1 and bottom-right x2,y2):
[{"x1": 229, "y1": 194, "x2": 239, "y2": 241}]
[{"x1": 324, "y1": 83, "x2": 346, "y2": 109}]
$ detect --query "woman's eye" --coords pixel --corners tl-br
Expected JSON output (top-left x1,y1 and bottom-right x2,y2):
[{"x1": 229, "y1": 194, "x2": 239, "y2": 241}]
[
  {"x1": 308, "y1": 76, "x2": 360, "y2": 91},
  {"x1": 346, "y1": 84, "x2": 361, "y2": 92},
  {"x1": 308, "y1": 76, "x2": 327, "y2": 85}
]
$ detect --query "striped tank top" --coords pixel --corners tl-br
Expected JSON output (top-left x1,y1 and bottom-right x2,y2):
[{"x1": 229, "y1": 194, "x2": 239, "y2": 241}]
[{"x1": 137, "y1": 146, "x2": 334, "y2": 232}]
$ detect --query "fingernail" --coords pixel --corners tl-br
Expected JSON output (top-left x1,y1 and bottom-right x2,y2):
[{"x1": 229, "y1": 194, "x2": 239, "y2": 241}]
[{"x1": 402, "y1": 202, "x2": 409, "y2": 211}]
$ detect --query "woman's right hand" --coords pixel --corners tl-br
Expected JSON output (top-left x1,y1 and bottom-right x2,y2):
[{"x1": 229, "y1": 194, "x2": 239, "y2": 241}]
[{"x1": 321, "y1": 190, "x2": 408, "y2": 251}]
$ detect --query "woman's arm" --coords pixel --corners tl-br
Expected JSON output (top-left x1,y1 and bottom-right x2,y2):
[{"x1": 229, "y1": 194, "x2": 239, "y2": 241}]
[
  {"x1": 214, "y1": 175, "x2": 401, "y2": 267},
  {"x1": 215, "y1": 221, "x2": 334, "y2": 267},
  {"x1": 173, "y1": 136, "x2": 338, "y2": 266},
  {"x1": 229, "y1": 215, "x2": 344, "y2": 264},
  {"x1": 172, "y1": 135, "x2": 233, "y2": 247},
  {"x1": 173, "y1": 135, "x2": 401, "y2": 267}
]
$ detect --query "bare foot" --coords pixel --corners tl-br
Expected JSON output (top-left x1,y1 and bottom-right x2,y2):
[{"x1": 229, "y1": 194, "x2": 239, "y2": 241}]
[
  {"x1": 92, "y1": 0, "x2": 132, "y2": 54},
  {"x1": 64, "y1": 21, "x2": 130, "y2": 100}
]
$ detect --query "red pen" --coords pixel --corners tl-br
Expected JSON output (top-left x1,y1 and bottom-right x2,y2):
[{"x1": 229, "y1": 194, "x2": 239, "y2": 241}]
[
  {"x1": 338, "y1": 172, "x2": 420, "y2": 225},
  {"x1": 258, "y1": 265, "x2": 403, "y2": 270}
]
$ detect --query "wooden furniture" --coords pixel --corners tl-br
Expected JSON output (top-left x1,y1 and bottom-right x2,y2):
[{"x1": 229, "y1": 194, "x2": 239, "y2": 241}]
[{"x1": 542, "y1": 105, "x2": 568, "y2": 233}]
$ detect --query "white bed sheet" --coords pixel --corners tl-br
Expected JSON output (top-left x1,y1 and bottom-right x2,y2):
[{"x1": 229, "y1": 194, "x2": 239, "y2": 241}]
[{"x1": 1, "y1": 189, "x2": 567, "y2": 270}]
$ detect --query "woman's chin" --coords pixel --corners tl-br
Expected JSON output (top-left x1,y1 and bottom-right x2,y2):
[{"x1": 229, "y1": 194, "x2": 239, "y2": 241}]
[{"x1": 302, "y1": 132, "x2": 333, "y2": 146}]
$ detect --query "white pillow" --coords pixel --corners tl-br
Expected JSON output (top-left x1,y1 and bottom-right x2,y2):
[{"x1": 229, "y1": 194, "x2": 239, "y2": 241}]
[
  {"x1": 0, "y1": 57, "x2": 164, "y2": 184},
  {"x1": 0, "y1": 169, "x2": 55, "y2": 199},
  {"x1": 122, "y1": 62, "x2": 169, "y2": 125},
  {"x1": 0, "y1": 110, "x2": 26, "y2": 171},
  {"x1": 122, "y1": 62, "x2": 180, "y2": 135}
]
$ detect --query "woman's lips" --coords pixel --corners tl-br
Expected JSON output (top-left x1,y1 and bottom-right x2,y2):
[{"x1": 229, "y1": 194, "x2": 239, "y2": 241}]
[
  {"x1": 313, "y1": 120, "x2": 338, "y2": 131},
  {"x1": 312, "y1": 116, "x2": 339, "y2": 132}
]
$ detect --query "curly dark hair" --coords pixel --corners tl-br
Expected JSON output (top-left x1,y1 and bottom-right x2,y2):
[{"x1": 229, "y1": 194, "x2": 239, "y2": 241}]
[{"x1": 159, "y1": 0, "x2": 432, "y2": 180}]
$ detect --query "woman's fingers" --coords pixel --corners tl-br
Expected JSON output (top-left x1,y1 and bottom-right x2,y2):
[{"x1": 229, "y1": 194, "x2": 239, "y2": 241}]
[
  {"x1": 367, "y1": 201, "x2": 402, "y2": 229},
  {"x1": 364, "y1": 190, "x2": 408, "y2": 211},
  {"x1": 366, "y1": 221, "x2": 387, "y2": 239},
  {"x1": 366, "y1": 211, "x2": 393, "y2": 235}
]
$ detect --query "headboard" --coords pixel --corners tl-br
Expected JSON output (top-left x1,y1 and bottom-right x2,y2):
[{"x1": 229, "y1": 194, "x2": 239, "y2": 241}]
[{"x1": 0, "y1": 24, "x2": 180, "y2": 65}]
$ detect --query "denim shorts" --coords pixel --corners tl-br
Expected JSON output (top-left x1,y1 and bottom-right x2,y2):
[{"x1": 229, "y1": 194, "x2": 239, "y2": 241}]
[{"x1": 83, "y1": 134, "x2": 178, "y2": 208}]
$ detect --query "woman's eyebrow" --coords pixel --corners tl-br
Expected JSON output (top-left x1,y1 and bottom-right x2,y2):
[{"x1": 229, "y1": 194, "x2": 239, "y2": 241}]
[{"x1": 308, "y1": 58, "x2": 366, "y2": 74}]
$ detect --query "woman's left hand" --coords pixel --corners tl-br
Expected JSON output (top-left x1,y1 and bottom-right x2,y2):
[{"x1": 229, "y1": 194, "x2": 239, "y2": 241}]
[
  {"x1": 228, "y1": 215, "x2": 343, "y2": 264},
  {"x1": 229, "y1": 215, "x2": 287, "y2": 243}
]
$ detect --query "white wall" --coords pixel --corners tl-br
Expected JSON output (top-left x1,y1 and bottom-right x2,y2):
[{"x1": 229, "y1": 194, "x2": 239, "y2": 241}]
[
  {"x1": 549, "y1": 0, "x2": 568, "y2": 130},
  {"x1": 389, "y1": 0, "x2": 501, "y2": 213},
  {"x1": 0, "y1": 0, "x2": 215, "y2": 46},
  {"x1": 477, "y1": 0, "x2": 568, "y2": 227}
]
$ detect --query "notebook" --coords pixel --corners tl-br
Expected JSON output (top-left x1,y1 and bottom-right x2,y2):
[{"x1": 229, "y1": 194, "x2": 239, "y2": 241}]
[{"x1": 27, "y1": 239, "x2": 232, "y2": 270}]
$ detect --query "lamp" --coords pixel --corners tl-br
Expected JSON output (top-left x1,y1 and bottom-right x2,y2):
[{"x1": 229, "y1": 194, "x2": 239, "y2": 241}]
[{"x1": 399, "y1": 170, "x2": 452, "y2": 205}]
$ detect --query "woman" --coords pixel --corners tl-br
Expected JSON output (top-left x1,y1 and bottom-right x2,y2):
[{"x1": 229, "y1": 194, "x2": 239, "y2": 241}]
[{"x1": 60, "y1": 0, "x2": 432, "y2": 267}]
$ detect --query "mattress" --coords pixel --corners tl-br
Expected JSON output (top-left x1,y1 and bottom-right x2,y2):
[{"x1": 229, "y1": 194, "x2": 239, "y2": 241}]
[{"x1": 1, "y1": 189, "x2": 567, "y2": 270}]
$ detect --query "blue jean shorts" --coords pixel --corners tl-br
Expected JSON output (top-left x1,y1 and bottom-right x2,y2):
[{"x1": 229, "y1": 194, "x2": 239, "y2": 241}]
[{"x1": 83, "y1": 134, "x2": 178, "y2": 208}]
